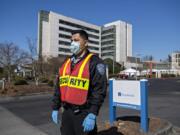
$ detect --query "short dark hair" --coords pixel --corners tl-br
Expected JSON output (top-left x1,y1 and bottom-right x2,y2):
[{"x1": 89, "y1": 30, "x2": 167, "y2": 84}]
[{"x1": 71, "y1": 30, "x2": 88, "y2": 40}]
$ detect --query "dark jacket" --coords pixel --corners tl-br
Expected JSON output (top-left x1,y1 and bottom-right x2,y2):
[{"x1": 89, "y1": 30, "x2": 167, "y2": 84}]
[{"x1": 52, "y1": 50, "x2": 107, "y2": 115}]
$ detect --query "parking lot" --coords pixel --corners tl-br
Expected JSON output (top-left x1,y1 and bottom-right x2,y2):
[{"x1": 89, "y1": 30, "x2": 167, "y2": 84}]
[{"x1": 0, "y1": 78, "x2": 180, "y2": 135}]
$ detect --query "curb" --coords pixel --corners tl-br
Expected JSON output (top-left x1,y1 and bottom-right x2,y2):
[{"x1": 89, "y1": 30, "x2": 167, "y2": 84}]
[
  {"x1": 172, "y1": 126, "x2": 180, "y2": 135},
  {"x1": 0, "y1": 92, "x2": 52, "y2": 103},
  {"x1": 152, "y1": 121, "x2": 173, "y2": 135}
]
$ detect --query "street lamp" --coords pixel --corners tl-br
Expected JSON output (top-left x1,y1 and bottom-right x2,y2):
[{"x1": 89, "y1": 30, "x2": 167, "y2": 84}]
[
  {"x1": 112, "y1": 45, "x2": 115, "y2": 74},
  {"x1": 113, "y1": 53, "x2": 114, "y2": 74},
  {"x1": 135, "y1": 53, "x2": 141, "y2": 80}
]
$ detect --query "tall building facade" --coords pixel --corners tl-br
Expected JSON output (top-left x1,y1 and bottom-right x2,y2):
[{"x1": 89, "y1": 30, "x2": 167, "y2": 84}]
[
  {"x1": 103, "y1": 21, "x2": 132, "y2": 64},
  {"x1": 38, "y1": 10, "x2": 132, "y2": 64},
  {"x1": 172, "y1": 51, "x2": 180, "y2": 70}
]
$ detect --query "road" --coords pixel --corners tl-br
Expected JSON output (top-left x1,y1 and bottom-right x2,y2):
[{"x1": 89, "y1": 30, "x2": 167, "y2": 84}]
[{"x1": 0, "y1": 78, "x2": 180, "y2": 135}]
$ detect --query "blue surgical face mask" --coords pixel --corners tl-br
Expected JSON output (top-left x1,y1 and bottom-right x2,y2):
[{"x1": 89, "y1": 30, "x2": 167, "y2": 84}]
[{"x1": 70, "y1": 41, "x2": 80, "y2": 55}]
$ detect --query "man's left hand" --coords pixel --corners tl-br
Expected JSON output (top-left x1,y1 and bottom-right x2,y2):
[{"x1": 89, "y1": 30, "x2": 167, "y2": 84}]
[{"x1": 82, "y1": 113, "x2": 96, "y2": 132}]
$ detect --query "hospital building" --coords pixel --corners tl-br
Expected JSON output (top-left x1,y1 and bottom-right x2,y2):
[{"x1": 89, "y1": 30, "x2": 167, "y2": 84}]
[{"x1": 38, "y1": 10, "x2": 132, "y2": 65}]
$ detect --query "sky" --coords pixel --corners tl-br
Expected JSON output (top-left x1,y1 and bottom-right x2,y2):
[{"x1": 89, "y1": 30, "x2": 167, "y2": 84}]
[{"x1": 0, "y1": 0, "x2": 180, "y2": 61}]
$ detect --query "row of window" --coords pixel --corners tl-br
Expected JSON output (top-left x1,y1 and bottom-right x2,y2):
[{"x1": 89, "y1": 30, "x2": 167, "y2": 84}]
[
  {"x1": 58, "y1": 47, "x2": 70, "y2": 53},
  {"x1": 101, "y1": 39, "x2": 114, "y2": 44},
  {"x1": 59, "y1": 26, "x2": 99, "y2": 39},
  {"x1": 101, "y1": 46, "x2": 114, "y2": 51},
  {"x1": 89, "y1": 40, "x2": 99, "y2": 45},
  {"x1": 58, "y1": 46, "x2": 99, "y2": 52},
  {"x1": 59, "y1": 40, "x2": 99, "y2": 51},
  {"x1": 101, "y1": 34, "x2": 115, "y2": 40},
  {"x1": 59, "y1": 33, "x2": 71, "y2": 39},
  {"x1": 176, "y1": 59, "x2": 180, "y2": 63},
  {"x1": 101, "y1": 52, "x2": 114, "y2": 57},
  {"x1": 59, "y1": 40, "x2": 70, "y2": 46},
  {"x1": 59, "y1": 40, "x2": 100, "y2": 48},
  {"x1": 101, "y1": 40, "x2": 115, "y2": 45},
  {"x1": 59, "y1": 40, "x2": 115, "y2": 49},
  {"x1": 88, "y1": 46, "x2": 99, "y2": 51},
  {"x1": 175, "y1": 54, "x2": 180, "y2": 58},
  {"x1": 58, "y1": 33, "x2": 115, "y2": 46},
  {"x1": 59, "y1": 33, "x2": 99, "y2": 45},
  {"x1": 59, "y1": 19, "x2": 100, "y2": 34},
  {"x1": 57, "y1": 50, "x2": 114, "y2": 57},
  {"x1": 101, "y1": 29, "x2": 115, "y2": 35}
]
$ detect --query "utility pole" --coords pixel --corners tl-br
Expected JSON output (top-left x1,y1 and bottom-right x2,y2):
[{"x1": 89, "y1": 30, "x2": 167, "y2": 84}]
[
  {"x1": 136, "y1": 57, "x2": 137, "y2": 80},
  {"x1": 112, "y1": 46, "x2": 115, "y2": 74},
  {"x1": 113, "y1": 58, "x2": 114, "y2": 74},
  {"x1": 135, "y1": 53, "x2": 142, "y2": 80}
]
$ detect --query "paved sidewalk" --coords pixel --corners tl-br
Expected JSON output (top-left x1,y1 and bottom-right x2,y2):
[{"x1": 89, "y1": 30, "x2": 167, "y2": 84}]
[{"x1": 0, "y1": 106, "x2": 48, "y2": 135}]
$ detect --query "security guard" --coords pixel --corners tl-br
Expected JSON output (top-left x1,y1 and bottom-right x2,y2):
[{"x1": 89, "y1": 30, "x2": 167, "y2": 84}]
[{"x1": 51, "y1": 30, "x2": 107, "y2": 135}]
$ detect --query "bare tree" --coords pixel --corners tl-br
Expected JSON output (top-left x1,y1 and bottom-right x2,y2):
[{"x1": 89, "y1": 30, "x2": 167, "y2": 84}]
[
  {"x1": 26, "y1": 37, "x2": 37, "y2": 72},
  {"x1": 47, "y1": 56, "x2": 66, "y2": 75},
  {"x1": 26, "y1": 37, "x2": 66, "y2": 84},
  {"x1": 142, "y1": 55, "x2": 154, "y2": 61},
  {"x1": 0, "y1": 42, "x2": 29, "y2": 82},
  {"x1": 26, "y1": 37, "x2": 40, "y2": 85},
  {"x1": 167, "y1": 54, "x2": 172, "y2": 63},
  {"x1": 27, "y1": 37, "x2": 37, "y2": 61},
  {"x1": 39, "y1": 56, "x2": 66, "y2": 79}
]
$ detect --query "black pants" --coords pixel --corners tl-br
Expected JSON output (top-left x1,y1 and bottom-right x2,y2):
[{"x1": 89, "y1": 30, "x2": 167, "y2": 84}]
[{"x1": 60, "y1": 108, "x2": 97, "y2": 135}]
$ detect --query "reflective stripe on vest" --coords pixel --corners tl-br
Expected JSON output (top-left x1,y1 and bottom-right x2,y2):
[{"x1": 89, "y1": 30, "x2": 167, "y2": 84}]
[
  {"x1": 59, "y1": 53, "x2": 93, "y2": 105},
  {"x1": 59, "y1": 76, "x2": 89, "y2": 90}
]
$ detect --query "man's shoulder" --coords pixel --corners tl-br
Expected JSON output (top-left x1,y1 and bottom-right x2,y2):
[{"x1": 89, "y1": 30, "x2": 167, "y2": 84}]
[
  {"x1": 90, "y1": 54, "x2": 106, "y2": 75},
  {"x1": 91, "y1": 54, "x2": 104, "y2": 64},
  {"x1": 91, "y1": 54, "x2": 104, "y2": 63}
]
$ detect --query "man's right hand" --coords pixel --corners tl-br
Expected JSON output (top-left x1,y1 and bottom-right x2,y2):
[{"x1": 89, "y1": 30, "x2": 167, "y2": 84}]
[{"x1": 51, "y1": 110, "x2": 59, "y2": 124}]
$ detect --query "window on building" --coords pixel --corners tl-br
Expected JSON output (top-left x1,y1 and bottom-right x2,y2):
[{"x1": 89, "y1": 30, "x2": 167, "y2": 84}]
[
  {"x1": 101, "y1": 52, "x2": 114, "y2": 57},
  {"x1": 88, "y1": 46, "x2": 99, "y2": 51},
  {"x1": 101, "y1": 46, "x2": 114, "y2": 51},
  {"x1": 59, "y1": 40, "x2": 70, "y2": 46},
  {"x1": 58, "y1": 47, "x2": 70, "y2": 53},
  {"x1": 59, "y1": 33, "x2": 71, "y2": 39},
  {"x1": 101, "y1": 34, "x2": 114, "y2": 40},
  {"x1": 101, "y1": 29, "x2": 115, "y2": 35},
  {"x1": 89, "y1": 40, "x2": 99, "y2": 45},
  {"x1": 59, "y1": 26, "x2": 99, "y2": 40},
  {"x1": 59, "y1": 19, "x2": 99, "y2": 34},
  {"x1": 101, "y1": 40, "x2": 114, "y2": 45}
]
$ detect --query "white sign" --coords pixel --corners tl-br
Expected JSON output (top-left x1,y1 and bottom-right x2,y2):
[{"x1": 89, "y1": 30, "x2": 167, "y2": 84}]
[
  {"x1": 113, "y1": 80, "x2": 141, "y2": 106},
  {"x1": 109, "y1": 79, "x2": 149, "y2": 132}
]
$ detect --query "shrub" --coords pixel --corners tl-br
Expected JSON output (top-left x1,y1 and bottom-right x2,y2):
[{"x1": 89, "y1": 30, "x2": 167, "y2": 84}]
[
  {"x1": 170, "y1": 74, "x2": 176, "y2": 77},
  {"x1": 39, "y1": 77, "x2": 49, "y2": 83},
  {"x1": 161, "y1": 73, "x2": 168, "y2": 78},
  {"x1": 48, "y1": 80, "x2": 54, "y2": 87},
  {"x1": 151, "y1": 74, "x2": 156, "y2": 78},
  {"x1": 14, "y1": 79, "x2": 28, "y2": 85},
  {"x1": 24, "y1": 76, "x2": 34, "y2": 81},
  {"x1": 109, "y1": 74, "x2": 119, "y2": 79},
  {"x1": 161, "y1": 73, "x2": 176, "y2": 78}
]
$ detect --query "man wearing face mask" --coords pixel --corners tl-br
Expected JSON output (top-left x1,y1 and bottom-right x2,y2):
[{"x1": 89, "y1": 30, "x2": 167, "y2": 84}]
[{"x1": 51, "y1": 30, "x2": 107, "y2": 135}]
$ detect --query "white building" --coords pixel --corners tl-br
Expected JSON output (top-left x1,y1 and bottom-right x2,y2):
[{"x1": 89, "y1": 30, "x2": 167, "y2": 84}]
[
  {"x1": 38, "y1": 10, "x2": 132, "y2": 65},
  {"x1": 172, "y1": 51, "x2": 180, "y2": 70},
  {"x1": 38, "y1": 10, "x2": 101, "y2": 58},
  {"x1": 103, "y1": 21, "x2": 132, "y2": 64}
]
